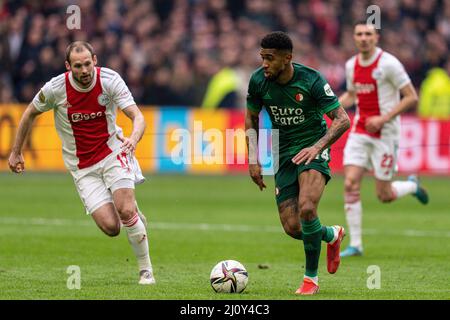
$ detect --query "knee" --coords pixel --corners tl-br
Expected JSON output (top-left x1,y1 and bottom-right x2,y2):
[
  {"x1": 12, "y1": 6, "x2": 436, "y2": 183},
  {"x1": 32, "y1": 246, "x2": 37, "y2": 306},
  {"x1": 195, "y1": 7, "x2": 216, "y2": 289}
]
[
  {"x1": 101, "y1": 222, "x2": 121, "y2": 237},
  {"x1": 105, "y1": 228, "x2": 120, "y2": 237},
  {"x1": 116, "y1": 203, "x2": 136, "y2": 221},
  {"x1": 345, "y1": 177, "x2": 360, "y2": 193},
  {"x1": 377, "y1": 188, "x2": 395, "y2": 203},
  {"x1": 282, "y1": 222, "x2": 303, "y2": 240},
  {"x1": 299, "y1": 200, "x2": 316, "y2": 220}
]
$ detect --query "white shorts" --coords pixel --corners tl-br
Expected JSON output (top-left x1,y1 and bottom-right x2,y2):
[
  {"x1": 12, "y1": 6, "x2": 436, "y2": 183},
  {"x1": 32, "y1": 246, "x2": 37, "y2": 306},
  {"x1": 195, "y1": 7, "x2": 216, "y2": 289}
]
[
  {"x1": 70, "y1": 151, "x2": 146, "y2": 214},
  {"x1": 343, "y1": 133, "x2": 398, "y2": 181}
]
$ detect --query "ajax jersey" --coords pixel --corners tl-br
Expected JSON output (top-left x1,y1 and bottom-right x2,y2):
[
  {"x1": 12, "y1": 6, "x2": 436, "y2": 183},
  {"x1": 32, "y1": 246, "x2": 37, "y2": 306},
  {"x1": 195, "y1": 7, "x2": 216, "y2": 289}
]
[
  {"x1": 345, "y1": 47, "x2": 411, "y2": 140},
  {"x1": 32, "y1": 67, "x2": 136, "y2": 171}
]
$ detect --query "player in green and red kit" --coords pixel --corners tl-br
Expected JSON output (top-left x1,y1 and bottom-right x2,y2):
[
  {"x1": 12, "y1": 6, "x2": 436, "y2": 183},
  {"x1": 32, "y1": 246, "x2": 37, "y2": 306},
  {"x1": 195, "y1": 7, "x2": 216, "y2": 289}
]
[{"x1": 245, "y1": 31, "x2": 350, "y2": 295}]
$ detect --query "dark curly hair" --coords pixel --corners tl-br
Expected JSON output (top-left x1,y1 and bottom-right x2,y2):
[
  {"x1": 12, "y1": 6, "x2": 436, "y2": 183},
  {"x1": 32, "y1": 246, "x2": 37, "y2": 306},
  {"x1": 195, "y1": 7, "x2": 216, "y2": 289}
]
[{"x1": 260, "y1": 31, "x2": 293, "y2": 52}]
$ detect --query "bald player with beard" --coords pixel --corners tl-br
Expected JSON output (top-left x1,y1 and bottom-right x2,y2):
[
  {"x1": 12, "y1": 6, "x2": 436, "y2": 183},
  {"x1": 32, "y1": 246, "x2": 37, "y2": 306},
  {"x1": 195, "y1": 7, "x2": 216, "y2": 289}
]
[{"x1": 9, "y1": 41, "x2": 155, "y2": 285}]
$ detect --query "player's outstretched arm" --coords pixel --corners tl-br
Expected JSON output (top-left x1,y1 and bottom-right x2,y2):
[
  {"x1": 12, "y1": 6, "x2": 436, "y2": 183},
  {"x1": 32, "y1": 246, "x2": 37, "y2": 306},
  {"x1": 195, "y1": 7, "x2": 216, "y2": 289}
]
[
  {"x1": 8, "y1": 103, "x2": 42, "y2": 173},
  {"x1": 338, "y1": 90, "x2": 356, "y2": 109},
  {"x1": 119, "y1": 105, "x2": 146, "y2": 154},
  {"x1": 292, "y1": 106, "x2": 350, "y2": 165},
  {"x1": 245, "y1": 109, "x2": 266, "y2": 191}
]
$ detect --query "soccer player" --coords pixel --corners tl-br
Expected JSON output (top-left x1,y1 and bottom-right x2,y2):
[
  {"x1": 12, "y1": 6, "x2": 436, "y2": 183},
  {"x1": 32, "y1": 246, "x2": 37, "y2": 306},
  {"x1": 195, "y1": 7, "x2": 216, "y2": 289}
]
[
  {"x1": 8, "y1": 41, "x2": 155, "y2": 285},
  {"x1": 245, "y1": 31, "x2": 350, "y2": 295},
  {"x1": 339, "y1": 22, "x2": 429, "y2": 257}
]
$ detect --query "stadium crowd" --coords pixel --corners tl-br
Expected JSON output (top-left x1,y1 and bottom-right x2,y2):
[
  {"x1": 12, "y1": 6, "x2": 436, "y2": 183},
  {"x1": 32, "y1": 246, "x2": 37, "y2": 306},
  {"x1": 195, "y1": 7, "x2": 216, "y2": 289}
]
[{"x1": 0, "y1": 0, "x2": 449, "y2": 109}]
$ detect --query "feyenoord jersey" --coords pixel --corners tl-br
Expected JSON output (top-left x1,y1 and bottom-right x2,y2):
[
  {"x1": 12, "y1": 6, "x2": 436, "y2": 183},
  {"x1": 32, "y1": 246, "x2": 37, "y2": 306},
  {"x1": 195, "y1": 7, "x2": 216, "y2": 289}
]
[
  {"x1": 345, "y1": 47, "x2": 411, "y2": 140},
  {"x1": 247, "y1": 62, "x2": 340, "y2": 157},
  {"x1": 32, "y1": 67, "x2": 136, "y2": 171}
]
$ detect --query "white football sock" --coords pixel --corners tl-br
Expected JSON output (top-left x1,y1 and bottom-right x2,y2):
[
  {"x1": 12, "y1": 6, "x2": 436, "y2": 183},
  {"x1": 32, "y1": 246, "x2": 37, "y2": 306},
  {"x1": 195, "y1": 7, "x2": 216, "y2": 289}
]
[
  {"x1": 122, "y1": 213, "x2": 153, "y2": 273},
  {"x1": 345, "y1": 191, "x2": 363, "y2": 251},
  {"x1": 304, "y1": 275, "x2": 318, "y2": 285},
  {"x1": 391, "y1": 181, "x2": 417, "y2": 199}
]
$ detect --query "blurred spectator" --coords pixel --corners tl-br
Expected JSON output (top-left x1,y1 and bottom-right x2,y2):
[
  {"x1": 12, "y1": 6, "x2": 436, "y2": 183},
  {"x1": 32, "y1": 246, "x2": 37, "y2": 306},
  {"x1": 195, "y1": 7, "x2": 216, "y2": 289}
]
[
  {"x1": 418, "y1": 63, "x2": 450, "y2": 119},
  {"x1": 0, "y1": 0, "x2": 448, "y2": 111}
]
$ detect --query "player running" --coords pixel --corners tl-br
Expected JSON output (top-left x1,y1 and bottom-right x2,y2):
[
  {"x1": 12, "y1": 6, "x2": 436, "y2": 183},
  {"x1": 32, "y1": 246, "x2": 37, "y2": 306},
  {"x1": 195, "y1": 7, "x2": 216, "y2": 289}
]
[
  {"x1": 245, "y1": 31, "x2": 350, "y2": 295},
  {"x1": 339, "y1": 22, "x2": 429, "y2": 258},
  {"x1": 8, "y1": 41, "x2": 155, "y2": 285}
]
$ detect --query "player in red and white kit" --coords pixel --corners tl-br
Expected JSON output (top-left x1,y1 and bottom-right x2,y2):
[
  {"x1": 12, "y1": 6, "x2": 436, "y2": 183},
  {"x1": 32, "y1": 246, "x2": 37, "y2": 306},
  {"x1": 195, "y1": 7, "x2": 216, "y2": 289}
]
[
  {"x1": 8, "y1": 41, "x2": 155, "y2": 284},
  {"x1": 338, "y1": 22, "x2": 429, "y2": 257}
]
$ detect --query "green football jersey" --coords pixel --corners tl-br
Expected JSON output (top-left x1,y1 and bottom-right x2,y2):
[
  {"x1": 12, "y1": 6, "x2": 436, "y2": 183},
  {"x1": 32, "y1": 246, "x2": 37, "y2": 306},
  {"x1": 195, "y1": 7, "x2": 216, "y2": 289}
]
[{"x1": 247, "y1": 62, "x2": 340, "y2": 157}]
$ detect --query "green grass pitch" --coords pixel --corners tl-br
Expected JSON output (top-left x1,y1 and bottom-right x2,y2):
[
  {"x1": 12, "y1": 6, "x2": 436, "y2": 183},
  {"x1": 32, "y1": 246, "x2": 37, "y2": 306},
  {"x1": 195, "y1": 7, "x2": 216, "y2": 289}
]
[{"x1": 0, "y1": 172, "x2": 449, "y2": 300}]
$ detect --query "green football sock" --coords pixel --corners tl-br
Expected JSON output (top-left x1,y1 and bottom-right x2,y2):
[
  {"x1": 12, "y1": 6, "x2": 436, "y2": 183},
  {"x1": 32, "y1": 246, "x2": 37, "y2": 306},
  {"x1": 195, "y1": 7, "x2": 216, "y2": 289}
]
[
  {"x1": 322, "y1": 226, "x2": 335, "y2": 243},
  {"x1": 302, "y1": 217, "x2": 323, "y2": 277}
]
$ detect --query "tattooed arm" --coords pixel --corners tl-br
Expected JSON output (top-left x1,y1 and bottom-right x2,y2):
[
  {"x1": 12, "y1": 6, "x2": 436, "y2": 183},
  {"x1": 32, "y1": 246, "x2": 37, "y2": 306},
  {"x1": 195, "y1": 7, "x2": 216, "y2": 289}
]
[
  {"x1": 245, "y1": 109, "x2": 266, "y2": 190},
  {"x1": 315, "y1": 106, "x2": 351, "y2": 152},
  {"x1": 292, "y1": 106, "x2": 350, "y2": 165}
]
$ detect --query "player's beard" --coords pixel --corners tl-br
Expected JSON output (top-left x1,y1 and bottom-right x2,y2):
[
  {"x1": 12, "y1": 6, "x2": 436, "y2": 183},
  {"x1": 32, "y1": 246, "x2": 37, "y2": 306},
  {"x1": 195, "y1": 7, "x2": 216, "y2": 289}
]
[
  {"x1": 266, "y1": 69, "x2": 282, "y2": 82},
  {"x1": 358, "y1": 41, "x2": 375, "y2": 55},
  {"x1": 73, "y1": 71, "x2": 94, "y2": 88}
]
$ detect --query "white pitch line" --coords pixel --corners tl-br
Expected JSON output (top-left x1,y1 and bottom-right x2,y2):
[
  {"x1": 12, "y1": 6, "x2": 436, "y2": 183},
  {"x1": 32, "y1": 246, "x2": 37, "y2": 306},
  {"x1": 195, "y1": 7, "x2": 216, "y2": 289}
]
[{"x1": 0, "y1": 216, "x2": 449, "y2": 238}]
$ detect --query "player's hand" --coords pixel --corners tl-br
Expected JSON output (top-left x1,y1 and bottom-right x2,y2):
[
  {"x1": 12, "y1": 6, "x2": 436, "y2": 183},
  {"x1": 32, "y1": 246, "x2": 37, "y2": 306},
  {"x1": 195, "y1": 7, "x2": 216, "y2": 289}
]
[
  {"x1": 365, "y1": 115, "x2": 388, "y2": 133},
  {"x1": 116, "y1": 134, "x2": 137, "y2": 154},
  {"x1": 292, "y1": 146, "x2": 320, "y2": 165},
  {"x1": 8, "y1": 152, "x2": 25, "y2": 173},
  {"x1": 249, "y1": 163, "x2": 266, "y2": 191}
]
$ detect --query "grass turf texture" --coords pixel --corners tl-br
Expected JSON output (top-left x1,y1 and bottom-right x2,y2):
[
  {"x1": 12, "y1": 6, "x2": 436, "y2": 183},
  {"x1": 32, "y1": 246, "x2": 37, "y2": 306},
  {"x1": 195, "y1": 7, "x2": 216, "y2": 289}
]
[{"x1": 0, "y1": 173, "x2": 449, "y2": 300}]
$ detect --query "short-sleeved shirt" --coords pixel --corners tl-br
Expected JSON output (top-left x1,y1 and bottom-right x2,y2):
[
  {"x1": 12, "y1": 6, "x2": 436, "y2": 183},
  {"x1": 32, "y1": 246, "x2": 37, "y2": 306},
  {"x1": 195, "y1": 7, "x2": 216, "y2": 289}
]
[
  {"x1": 247, "y1": 62, "x2": 340, "y2": 158},
  {"x1": 345, "y1": 47, "x2": 411, "y2": 140},
  {"x1": 32, "y1": 67, "x2": 136, "y2": 171}
]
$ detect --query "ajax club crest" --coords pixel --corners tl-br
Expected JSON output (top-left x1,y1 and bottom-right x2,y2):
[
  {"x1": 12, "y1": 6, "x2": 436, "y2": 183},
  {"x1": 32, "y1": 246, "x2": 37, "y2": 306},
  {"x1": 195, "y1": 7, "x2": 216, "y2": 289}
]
[
  {"x1": 372, "y1": 68, "x2": 383, "y2": 80},
  {"x1": 97, "y1": 93, "x2": 111, "y2": 106}
]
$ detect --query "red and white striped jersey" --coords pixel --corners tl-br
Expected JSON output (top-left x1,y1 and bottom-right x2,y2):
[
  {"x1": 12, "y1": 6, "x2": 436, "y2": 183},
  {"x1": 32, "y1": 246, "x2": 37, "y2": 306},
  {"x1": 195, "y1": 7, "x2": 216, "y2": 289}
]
[
  {"x1": 345, "y1": 47, "x2": 411, "y2": 140},
  {"x1": 32, "y1": 67, "x2": 136, "y2": 171}
]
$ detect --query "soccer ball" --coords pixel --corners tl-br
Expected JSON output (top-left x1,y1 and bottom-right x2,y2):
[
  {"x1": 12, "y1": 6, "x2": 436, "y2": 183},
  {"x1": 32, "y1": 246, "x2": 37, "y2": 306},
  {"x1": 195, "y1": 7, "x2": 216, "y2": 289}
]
[{"x1": 210, "y1": 260, "x2": 248, "y2": 293}]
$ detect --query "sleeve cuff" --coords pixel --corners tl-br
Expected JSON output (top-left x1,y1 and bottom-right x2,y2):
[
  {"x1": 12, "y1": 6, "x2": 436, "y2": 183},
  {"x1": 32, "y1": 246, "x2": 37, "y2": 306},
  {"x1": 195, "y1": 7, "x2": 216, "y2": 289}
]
[
  {"x1": 32, "y1": 102, "x2": 45, "y2": 113},
  {"x1": 397, "y1": 79, "x2": 411, "y2": 90},
  {"x1": 119, "y1": 102, "x2": 137, "y2": 110},
  {"x1": 321, "y1": 101, "x2": 340, "y2": 114}
]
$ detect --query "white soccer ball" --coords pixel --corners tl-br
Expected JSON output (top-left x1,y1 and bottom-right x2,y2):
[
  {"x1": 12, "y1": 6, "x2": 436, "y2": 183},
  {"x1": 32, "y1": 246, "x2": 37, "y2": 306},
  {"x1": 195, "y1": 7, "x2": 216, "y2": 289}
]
[{"x1": 210, "y1": 260, "x2": 248, "y2": 293}]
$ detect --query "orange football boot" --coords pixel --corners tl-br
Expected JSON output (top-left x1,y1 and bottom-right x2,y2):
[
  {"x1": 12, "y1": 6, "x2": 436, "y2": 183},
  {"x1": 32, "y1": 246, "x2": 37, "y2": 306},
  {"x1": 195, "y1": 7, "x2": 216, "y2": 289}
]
[{"x1": 295, "y1": 278, "x2": 319, "y2": 295}]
